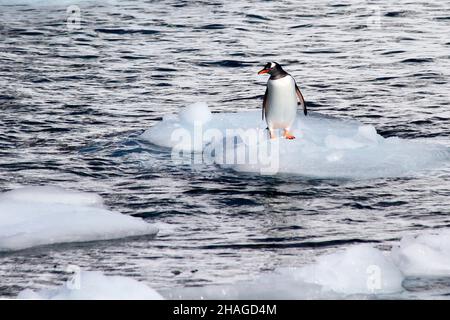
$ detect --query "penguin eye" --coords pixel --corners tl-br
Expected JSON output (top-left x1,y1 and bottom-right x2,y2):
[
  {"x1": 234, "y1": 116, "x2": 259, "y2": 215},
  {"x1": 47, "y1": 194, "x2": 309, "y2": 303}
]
[{"x1": 265, "y1": 63, "x2": 271, "y2": 69}]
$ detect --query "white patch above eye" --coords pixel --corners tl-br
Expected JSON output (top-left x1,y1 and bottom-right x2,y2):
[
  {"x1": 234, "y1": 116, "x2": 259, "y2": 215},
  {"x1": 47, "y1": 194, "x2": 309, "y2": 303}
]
[{"x1": 270, "y1": 62, "x2": 275, "y2": 68}]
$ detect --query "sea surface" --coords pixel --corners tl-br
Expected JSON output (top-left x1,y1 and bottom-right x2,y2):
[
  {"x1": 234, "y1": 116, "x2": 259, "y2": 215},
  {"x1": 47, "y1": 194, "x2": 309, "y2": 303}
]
[{"x1": 0, "y1": 0, "x2": 450, "y2": 299}]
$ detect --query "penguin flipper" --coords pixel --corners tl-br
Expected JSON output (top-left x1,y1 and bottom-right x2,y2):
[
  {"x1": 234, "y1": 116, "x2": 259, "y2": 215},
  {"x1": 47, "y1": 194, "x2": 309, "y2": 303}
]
[
  {"x1": 262, "y1": 87, "x2": 268, "y2": 121},
  {"x1": 295, "y1": 82, "x2": 307, "y2": 116}
]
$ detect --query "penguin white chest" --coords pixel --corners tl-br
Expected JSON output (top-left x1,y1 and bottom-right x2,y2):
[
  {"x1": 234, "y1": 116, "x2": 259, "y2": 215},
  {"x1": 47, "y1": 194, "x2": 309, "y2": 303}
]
[{"x1": 266, "y1": 76, "x2": 298, "y2": 129}]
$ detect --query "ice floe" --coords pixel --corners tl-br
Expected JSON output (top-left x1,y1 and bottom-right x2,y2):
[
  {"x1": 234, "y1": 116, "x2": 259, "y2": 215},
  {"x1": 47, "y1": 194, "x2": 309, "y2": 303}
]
[
  {"x1": 140, "y1": 102, "x2": 449, "y2": 179},
  {"x1": 392, "y1": 229, "x2": 450, "y2": 277},
  {"x1": 15, "y1": 229, "x2": 450, "y2": 299},
  {"x1": 0, "y1": 0, "x2": 106, "y2": 5},
  {"x1": 0, "y1": 186, "x2": 104, "y2": 207},
  {"x1": 0, "y1": 186, "x2": 158, "y2": 252},
  {"x1": 18, "y1": 271, "x2": 163, "y2": 300},
  {"x1": 170, "y1": 229, "x2": 450, "y2": 299},
  {"x1": 286, "y1": 245, "x2": 403, "y2": 295},
  {"x1": 168, "y1": 244, "x2": 404, "y2": 299}
]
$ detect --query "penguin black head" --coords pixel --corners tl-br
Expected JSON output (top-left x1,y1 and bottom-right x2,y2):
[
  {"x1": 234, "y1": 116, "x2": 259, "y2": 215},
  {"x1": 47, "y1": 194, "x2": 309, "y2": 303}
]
[{"x1": 257, "y1": 62, "x2": 287, "y2": 79}]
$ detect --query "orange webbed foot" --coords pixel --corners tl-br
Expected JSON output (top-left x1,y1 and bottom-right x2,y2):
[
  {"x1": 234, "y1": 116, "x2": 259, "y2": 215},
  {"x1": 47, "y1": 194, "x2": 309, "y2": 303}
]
[{"x1": 283, "y1": 130, "x2": 295, "y2": 140}]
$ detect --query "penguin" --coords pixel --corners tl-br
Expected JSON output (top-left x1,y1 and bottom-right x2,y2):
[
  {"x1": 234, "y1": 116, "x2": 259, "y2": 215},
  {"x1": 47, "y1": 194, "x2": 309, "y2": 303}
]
[{"x1": 258, "y1": 62, "x2": 307, "y2": 139}]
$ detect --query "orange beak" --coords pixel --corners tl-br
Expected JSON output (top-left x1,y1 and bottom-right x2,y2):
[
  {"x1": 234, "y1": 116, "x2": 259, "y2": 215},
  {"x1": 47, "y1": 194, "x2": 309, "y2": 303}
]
[{"x1": 258, "y1": 68, "x2": 269, "y2": 75}]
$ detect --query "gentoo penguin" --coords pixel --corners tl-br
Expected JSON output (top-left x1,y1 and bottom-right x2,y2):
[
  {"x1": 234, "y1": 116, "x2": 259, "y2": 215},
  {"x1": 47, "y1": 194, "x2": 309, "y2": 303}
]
[{"x1": 258, "y1": 62, "x2": 307, "y2": 139}]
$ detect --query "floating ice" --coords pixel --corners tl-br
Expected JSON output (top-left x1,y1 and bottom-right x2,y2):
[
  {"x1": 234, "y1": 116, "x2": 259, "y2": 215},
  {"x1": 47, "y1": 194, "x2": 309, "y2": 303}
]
[
  {"x1": 18, "y1": 271, "x2": 163, "y2": 300},
  {"x1": 392, "y1": 230, "x2": 450, "y2": 277},
  {"x1": 0, "y1": 186, "x2": 158, "y2": 252},
  {"x1": 170, "y1": 229, "x2": 450, "y2": 299},
  {"x1": 287, "y1": 245, "x2": 403, "y2": 295},
  {"x1": 0, "y1": 0, "x2": 106, "y2": 5},
  {"x1": 0, "y1": 186, "x2": 104, "y2": 208},
  {"x1": 17, "y1": 229, "x2": 450, "y2": 299},
  {"x1": 168, "y1": 244, "x2": 404, "y2": 299},
  {"x1": 140, "y1": 102, "x2": 449, "y2": 179}
]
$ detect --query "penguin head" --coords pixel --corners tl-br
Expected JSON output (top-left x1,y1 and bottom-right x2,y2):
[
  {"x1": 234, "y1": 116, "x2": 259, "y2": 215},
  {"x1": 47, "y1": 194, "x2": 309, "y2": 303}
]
[{"x1": 257, "y1": 62, "x2": 283, "y2": 75}]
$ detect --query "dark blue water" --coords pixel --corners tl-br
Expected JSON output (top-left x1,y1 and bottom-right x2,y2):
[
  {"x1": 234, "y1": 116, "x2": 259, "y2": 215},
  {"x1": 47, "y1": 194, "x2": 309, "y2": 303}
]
[{"x1": 0, "y1": 0, "x2": 450, "y2": 298}]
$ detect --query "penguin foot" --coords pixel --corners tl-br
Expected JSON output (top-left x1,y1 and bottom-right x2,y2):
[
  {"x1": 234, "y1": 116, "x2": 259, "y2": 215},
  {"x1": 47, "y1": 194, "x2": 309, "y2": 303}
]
[{"x1": 283, "y1": 130, "x2": 295, "y2": 140}]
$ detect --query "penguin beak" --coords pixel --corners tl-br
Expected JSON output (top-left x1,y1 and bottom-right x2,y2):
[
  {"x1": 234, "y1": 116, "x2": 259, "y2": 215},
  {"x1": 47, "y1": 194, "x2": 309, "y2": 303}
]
[{"x1": 258, "y1": 68, "x2": 269, "y2": 75}]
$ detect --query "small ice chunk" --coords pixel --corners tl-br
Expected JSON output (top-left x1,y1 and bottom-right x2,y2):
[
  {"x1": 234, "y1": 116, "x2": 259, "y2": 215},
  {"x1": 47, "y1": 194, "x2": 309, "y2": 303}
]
[
  {"x1": 18, "y1": 271, "x2": 163, "y2": 300},
  {"x1": 392, "y1": 230, "x2": 450, "y2": 276},
  {"x1": 170, "y1": 245, "x2": 404, "y2": 299},
  {"x1": 179, "y1": 102, "x2": 212, "y2": 126},
  {"x1": 0, "y1": 186, "x2": 104, "y2": 208},
  {"x1": 0, "y1": 186, "x2": 158, "y2": 251},
  {"x1": 287, "y1": 245, "x2": 404, "y2": 294},
  {"x1": 0, "y1": 0, "x2": 88, "y2": 5},
  {"x1": 163, "y1": 228, "x2": 450, "y2": 299}
]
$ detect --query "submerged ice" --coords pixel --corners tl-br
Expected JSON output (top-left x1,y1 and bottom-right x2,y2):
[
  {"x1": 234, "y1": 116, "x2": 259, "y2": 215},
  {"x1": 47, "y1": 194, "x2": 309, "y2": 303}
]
[
  {"x1": 140, "y1": 102, "x2": 449, "y2": 179},
  {"x1": 0, "y1": 186, "x2": 158, "y2": 251}
]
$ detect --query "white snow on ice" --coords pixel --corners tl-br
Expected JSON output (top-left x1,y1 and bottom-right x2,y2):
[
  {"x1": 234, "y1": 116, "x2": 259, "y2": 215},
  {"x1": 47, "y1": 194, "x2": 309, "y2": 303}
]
[
  {"x1": 18, "y1": 271, "x2": 163, "y2": 300},
  {"x1": 0, "y1": 186, "x2": 158, "y2": 252},
  {"x1": 140, "y1": 102, "x2": 449, "y2": 179}
]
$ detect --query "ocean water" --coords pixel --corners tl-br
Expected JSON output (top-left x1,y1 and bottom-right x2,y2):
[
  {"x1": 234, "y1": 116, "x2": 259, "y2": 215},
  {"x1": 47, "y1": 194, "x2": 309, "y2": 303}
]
[{"x1": 1, "y1": 0, "x2": 450, "y2": 299}]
